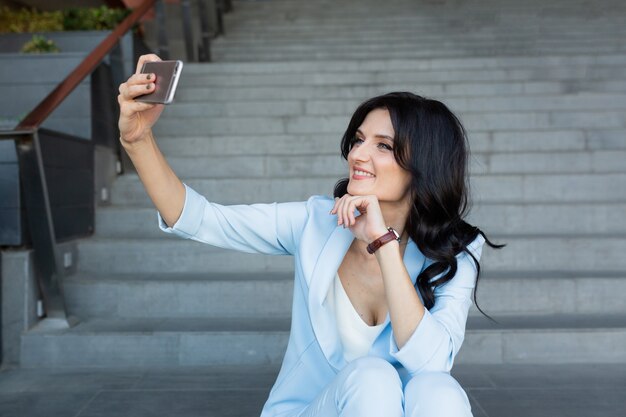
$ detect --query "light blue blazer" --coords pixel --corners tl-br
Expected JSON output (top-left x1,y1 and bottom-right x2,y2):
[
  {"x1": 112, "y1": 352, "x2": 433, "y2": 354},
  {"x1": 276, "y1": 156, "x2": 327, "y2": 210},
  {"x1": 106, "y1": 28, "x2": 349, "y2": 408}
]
[{"x1": 159, "y1": 184, "x2": 485, "y2": 417}]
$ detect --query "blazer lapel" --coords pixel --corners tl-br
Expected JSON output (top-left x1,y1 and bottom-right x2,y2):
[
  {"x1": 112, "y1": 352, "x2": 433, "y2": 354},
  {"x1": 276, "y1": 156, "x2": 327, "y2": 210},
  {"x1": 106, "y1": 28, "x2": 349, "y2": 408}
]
[
  {"x1": 308, "y1": 225, "x2": 353, "y2": 371},
  {"x1": 308, "y1": 229, "x2": 427, "y2": 371}
]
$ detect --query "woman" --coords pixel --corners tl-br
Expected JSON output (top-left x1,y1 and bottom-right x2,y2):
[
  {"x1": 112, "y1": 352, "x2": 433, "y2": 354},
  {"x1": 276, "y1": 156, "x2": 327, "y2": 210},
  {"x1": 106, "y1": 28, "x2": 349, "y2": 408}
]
[{"x1": 118, "y1": 54, "x2": 502, "y2": 417}]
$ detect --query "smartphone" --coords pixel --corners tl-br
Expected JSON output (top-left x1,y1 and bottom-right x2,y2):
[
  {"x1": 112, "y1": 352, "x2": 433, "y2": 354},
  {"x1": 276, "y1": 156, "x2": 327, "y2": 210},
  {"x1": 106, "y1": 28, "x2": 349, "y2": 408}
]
[{"x1": 136, "y1": 60, "x2": 183, "y2": 104}]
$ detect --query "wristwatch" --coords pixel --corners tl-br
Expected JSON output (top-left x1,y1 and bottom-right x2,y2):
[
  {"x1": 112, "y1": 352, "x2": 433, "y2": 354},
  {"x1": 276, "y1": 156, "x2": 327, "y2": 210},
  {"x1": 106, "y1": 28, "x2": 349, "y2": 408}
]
[{"x1": 366, "y1": 227, "x2": 401, "y2": 254}]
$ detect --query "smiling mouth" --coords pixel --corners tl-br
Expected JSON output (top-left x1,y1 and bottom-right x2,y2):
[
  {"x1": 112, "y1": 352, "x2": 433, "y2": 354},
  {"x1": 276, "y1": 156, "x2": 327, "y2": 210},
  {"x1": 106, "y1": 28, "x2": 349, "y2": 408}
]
[{"x1": 353, "y1": 169, "x2": 376, "y2": 178}]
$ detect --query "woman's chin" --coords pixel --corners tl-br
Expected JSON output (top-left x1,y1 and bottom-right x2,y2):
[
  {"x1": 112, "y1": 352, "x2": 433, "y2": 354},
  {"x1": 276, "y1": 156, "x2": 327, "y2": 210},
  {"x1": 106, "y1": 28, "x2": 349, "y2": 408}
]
[
  {"x1": 346, "y1": 184, "x2": 359, "y2": 196},
  {"x1": 346, "y1": 184, "x2": 370, "y2": 197}
]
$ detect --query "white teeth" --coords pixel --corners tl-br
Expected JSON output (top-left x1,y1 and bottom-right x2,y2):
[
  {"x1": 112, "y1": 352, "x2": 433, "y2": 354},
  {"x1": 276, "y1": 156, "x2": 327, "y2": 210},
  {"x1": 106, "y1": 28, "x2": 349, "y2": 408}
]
[{"x1": 355, "y1": 170, "x2": 375, "y2": 177}]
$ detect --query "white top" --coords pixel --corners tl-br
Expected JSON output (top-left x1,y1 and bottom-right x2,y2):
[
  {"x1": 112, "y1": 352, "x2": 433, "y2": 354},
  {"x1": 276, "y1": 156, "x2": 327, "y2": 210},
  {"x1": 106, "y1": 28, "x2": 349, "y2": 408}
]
[{"x1": 327, "y1": 272, "x2": 385, "y2": 362}]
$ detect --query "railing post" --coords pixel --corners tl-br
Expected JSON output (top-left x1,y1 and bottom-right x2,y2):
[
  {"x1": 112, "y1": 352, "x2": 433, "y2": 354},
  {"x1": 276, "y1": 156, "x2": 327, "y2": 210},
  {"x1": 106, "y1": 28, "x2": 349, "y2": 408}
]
[
  {"x1": 14, "y1": 132, "x2": 70, "y2": 324},
  {"x1": 155, "y1": 0, "x2": 170, "y2": 59},
  {"x1": 181, "y1": 0, "x2": 195, "y2": 61},
  {"x1": 216, "y1": 0, "x2": 225, "y2": 36},
  {"x1": 223, "y1": 0, "x2": 232, "y2": 13},
  {"x1": 198, "y1": 0, "x2": 212, "y2": 62}
]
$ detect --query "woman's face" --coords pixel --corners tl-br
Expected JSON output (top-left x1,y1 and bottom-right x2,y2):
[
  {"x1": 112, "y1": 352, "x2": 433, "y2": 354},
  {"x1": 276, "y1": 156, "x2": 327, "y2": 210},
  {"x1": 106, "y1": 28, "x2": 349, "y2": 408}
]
[{"x1": 347, "y1": 108, "x2": 412, "y2": 206}]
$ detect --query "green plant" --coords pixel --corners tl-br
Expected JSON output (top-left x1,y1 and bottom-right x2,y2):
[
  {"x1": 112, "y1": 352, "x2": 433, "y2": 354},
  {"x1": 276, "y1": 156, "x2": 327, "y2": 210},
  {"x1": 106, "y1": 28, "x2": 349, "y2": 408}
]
[
  {"x1": 20, "y1": 34, "x2": 60, "y2": 53},
  {"x1": 0, "y1": 6, "x2": 132, "y2": 33},
  {"x1": 0, "y1": 7, "x2": 63, "y2": 33},
  {"x1": 62, "y1": 6, "x2": 132, "y2": 31}
]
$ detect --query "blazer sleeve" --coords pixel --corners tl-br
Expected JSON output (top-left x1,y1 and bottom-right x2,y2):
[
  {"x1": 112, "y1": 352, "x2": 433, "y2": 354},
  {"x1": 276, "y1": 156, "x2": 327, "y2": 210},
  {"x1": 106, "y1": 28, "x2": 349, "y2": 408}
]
[
  {"x1": 157, "y1": 183, "x2": 309, "y2": 255},
  {"x1": 389, "y1": 234, "x2": 485, "y2": 374}
]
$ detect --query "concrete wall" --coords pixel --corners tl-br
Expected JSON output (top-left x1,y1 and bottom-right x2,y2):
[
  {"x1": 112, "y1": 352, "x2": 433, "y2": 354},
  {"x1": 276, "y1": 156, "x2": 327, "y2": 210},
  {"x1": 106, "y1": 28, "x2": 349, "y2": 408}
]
[{"x1": 1, "y1": 249, "x2": 39, "y2": 367}]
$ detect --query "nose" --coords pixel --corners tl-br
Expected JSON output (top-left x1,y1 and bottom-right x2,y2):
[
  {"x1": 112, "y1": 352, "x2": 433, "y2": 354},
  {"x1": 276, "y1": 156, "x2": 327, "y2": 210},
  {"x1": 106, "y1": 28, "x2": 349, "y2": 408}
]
[{"x1": 349, "y1": 140, "x2": 371, "y2": 162}]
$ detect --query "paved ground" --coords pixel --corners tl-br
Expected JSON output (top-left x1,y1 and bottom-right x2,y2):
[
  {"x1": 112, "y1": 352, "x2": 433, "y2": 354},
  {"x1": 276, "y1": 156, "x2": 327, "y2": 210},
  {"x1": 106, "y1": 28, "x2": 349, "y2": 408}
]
[{"x1": 0, "y1": 363, "x2": 624, "y2": 417}]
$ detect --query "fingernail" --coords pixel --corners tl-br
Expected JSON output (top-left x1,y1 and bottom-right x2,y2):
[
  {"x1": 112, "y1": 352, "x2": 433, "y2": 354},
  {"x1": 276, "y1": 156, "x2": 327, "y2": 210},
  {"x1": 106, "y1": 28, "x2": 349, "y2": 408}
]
[
  {"x1": 146, "y1": 83, "x2": 152, "y2": 90},
  {"x1": 146, "y1": 74, "x2": 152, "y2": 80}
]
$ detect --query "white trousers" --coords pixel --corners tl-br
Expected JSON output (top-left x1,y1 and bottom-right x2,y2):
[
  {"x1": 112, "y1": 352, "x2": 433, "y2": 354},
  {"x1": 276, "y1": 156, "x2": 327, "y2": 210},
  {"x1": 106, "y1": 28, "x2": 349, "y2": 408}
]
[{"x1": 297, "y1": 356, "x2": 473, "y2": 417}]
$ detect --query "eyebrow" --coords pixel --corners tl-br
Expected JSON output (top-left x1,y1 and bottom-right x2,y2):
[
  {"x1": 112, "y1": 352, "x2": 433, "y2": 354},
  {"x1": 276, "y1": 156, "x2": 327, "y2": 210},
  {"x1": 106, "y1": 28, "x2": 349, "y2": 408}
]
[{"x1": 356, "y1": 129, "x2": 394, "y2": 141}]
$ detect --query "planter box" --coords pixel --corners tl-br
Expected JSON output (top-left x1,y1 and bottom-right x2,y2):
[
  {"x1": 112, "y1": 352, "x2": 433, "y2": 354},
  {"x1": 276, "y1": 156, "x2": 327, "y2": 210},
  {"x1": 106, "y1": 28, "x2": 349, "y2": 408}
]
[
  {"x1": 0, "y1": 31, "x2": 134, "y2": 138},
  {"x1": 0, "y1": 31, "x2": 135, "y2": 246}
]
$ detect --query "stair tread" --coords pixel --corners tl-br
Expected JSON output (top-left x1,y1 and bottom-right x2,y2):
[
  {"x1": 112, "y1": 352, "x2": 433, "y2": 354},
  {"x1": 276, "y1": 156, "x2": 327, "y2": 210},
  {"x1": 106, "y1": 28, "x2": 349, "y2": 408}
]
[
  {"x1": 27, "y1": 314, "x2": 626, "y2": 335},
  {"x1": 81, "y1": 234, "x2": 626, "y2": 241},
  {"x1": 65, "y1": 270, "x2": 626, "y2": 282},
  {"x1": 66, "y1": 271, "x2": 294, "y2": 282}
]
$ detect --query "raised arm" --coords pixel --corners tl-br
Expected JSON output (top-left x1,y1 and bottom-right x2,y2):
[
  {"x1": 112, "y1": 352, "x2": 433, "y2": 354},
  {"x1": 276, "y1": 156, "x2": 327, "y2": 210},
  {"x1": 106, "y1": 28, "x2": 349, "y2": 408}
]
[{"x1": 117, "y1": 54, "x2": 185, "y2": 227}]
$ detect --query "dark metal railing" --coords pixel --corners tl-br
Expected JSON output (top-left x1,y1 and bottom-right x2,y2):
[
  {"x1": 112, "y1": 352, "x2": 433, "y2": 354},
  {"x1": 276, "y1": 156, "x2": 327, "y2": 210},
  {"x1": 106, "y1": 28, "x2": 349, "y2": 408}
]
[
  {"x1": 0, "y1": 0, "x2": 157, "y2": 325},
  {"x1": 168, "y1": 0, "x2": 233, "y2": 62},
  {"x1": 0, "y1": 0, "x2": 233, "y2": 326}
]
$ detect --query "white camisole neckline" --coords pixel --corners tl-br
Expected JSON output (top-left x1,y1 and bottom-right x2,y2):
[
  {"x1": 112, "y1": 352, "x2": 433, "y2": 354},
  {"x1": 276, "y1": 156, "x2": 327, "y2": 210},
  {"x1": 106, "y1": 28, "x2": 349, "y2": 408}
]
[{"x1": 327, "y1": 272, "x2": 385, "y2": 362}]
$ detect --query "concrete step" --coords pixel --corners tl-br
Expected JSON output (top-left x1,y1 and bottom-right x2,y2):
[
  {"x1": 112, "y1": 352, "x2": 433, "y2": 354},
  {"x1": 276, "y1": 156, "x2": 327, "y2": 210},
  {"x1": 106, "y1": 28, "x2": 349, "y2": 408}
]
[
  {"x1": 76, "y1": 237, "x2": 294, "y2": 274},
  {"x1": 172, "y1": 80, "x2": 626, "y2": 102},
  {"x1": 150, "y1": 150, "x2": 626, "y2": 179},
  {"x1": 213, "y1": 31, "x2": 626, "y2": 44},
  {"x1": 94, "y1": 203, "x2": 626, "y2": 239},
  {"x1": 110, "y1": 174, "x2": 626, "y2": 206},
  {"x1": 76, "y1": 235, "x2": 626, "y2": 274},
  {"x1": 216, "y1": 19, "x2": 626, "y2": 32},
  {"x1": 210, "y1": 39, "x2": 626, "y2": 54},
  {"x1": 223, "y1": 8, "x2": 624, "y2": 23},
  {"x1": 20, "y1": 314, "x2": 626, "y2": 368},
  {"x1": 152, "y1": 110, "x2": 626, "y2": 136},
  {"x1": 20, "y1": 317, "x2": 291, "y2": 368},
  {"x1": 178, "y1": 54, "x2": 626, "y2": 75},
  {"x1": 214, "y1": 31, "x2": 626, "y2": 43},
  {"x1": 63, "y1": 271, "x2": 626, "y2": 320},
  {"x1": 221, "y1": 11, "x2": 624, "y2": 24},
  {"x1": 63, "y1": 272, "x2": 294, "y2": 319},
  {"x1": 211, "y1": 46, "x2": 626, "y2": 63},
  {"x1": 5, "y1": 364, "x2": 624, "y2": 417},
  {"x1": 176, "y1": 67, "x2": 626, "y2": 88},
  {"x1": 152, "y1": 129, "x2": 626, "y2": 158},
  {"x1": 163, "y1": 94, "x2": 626, "y2": 118},
  {"x1": 480, "y1": 236, "x2": 626, "y2": 272}
]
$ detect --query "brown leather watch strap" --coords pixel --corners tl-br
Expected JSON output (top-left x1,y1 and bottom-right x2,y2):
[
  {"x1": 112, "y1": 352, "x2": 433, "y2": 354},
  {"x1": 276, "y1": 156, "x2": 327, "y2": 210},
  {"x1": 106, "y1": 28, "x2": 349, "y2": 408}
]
[{"x1": 366, "y1": 227, "x2": 401, "y2": 254}]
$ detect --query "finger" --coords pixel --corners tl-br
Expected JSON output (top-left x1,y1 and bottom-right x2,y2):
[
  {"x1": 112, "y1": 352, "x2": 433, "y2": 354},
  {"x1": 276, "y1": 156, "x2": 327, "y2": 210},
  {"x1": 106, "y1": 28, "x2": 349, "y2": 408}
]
[
  {"x1": 120, "y1": 100, "x2": 157, "y2": 117},
  {"x1": 330, "y1": 197, "x2": 340, "y2": 214},
  {"x1": 120, "y1": 82, "x2": 156, "y2": 101},
  {"x1": 127, "y1": 72, "x2": 156, "y2": 86},
  {"x1": 348, "y1": 199, "x2": 358, "y2": 226},
  {"x1": 135, "y1": 54, "x2": 162, "y2": 74},
  {"x1": 336, "y1": 197, "x2": 347, "y2": 226},
  {"x1": 335, "y1": 198, "x2": 343, "y2": 225},
  {"x1": 341, "y1": 197, "x2": 354, "y2": 228},
  {"x1": 349, "y1": 197, "x2": 363, "y2": 227}
]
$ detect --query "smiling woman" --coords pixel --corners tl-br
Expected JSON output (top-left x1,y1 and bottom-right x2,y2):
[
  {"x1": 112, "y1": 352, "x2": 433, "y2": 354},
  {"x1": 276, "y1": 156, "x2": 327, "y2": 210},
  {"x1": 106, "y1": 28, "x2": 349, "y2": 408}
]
[
  {"x1": 346, "y1": 108, "x2": 413, "y2": 206},
  {"x1": 117, "y1": 59, "x2": 503, "y2": 417},
  {"x1": 334, "y1": 92, "x2": 504, "y2": 315}
]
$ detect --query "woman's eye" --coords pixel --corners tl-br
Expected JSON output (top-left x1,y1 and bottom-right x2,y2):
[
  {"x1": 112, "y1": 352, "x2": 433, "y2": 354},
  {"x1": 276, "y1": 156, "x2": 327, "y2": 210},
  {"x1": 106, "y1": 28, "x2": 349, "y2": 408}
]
[
  {"x1": 352, "y1": 137, "x2": 364, "y2": 146},
  {"x1": 378, "y1": 143, "x2": 393, "y2": 151}
]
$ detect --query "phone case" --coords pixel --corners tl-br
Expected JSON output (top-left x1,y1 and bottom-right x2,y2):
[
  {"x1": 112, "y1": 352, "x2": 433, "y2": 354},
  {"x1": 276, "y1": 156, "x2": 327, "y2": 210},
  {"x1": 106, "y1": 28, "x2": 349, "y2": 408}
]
[{"x1": 136, "y1": 60, "x2": 183, "y2": 104}]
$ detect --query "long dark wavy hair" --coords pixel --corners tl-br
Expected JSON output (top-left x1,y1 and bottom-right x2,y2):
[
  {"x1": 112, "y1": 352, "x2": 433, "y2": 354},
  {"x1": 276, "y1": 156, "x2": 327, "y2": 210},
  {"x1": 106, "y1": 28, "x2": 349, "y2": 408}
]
[{"x1": 334, "y1": 92, "x2": 504, "y2": 320}]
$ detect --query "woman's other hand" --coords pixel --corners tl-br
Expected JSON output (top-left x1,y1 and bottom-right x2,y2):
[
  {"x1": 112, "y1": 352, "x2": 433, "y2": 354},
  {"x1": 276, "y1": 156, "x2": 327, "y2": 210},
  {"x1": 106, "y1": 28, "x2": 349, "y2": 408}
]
[
  {"x1": 330, "y1": 194, "x2": 388, "y2": 244},
  {"x1": 118, "y1": 54, "x2": 165, "y2": 145}
]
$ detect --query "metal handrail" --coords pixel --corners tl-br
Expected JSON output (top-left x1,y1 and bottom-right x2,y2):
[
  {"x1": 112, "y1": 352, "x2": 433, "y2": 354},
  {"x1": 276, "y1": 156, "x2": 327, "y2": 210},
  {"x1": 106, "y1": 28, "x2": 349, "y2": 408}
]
[
  {"x1": 14, "y1": 0, "x2": 157, "y2": 132},
  {"x1": 0, "y1": 0, "x2": 232, "y2": 326},
  {"x1": 0, "y1": 0, "x2": 158, "y2": 327}
]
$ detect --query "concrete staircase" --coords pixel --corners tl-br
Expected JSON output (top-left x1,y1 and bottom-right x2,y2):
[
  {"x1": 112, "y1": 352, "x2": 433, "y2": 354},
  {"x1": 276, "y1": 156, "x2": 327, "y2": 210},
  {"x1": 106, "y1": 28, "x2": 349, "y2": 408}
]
[{"x1": 20, "y1": 0, "x2": 626, "y2": 369}]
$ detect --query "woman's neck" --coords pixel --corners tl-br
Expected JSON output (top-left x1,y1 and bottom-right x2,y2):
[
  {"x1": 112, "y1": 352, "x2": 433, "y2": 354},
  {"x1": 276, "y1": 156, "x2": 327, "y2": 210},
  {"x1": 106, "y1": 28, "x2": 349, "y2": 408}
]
[{"x1": 379, "y1": 199, "x2": 411, "y2": 238}]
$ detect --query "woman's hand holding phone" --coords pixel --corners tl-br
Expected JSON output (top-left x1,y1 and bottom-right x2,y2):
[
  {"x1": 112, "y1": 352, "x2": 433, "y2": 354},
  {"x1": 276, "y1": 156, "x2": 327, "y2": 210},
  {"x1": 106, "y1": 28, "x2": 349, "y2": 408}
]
[{"x1": 117, "y1": 54, "x2": 166, "y2": 146}]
